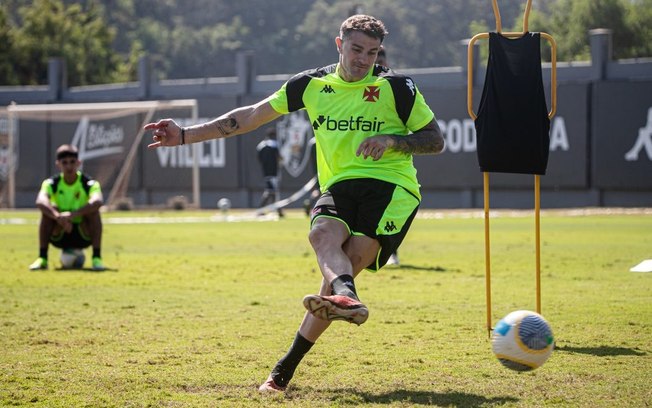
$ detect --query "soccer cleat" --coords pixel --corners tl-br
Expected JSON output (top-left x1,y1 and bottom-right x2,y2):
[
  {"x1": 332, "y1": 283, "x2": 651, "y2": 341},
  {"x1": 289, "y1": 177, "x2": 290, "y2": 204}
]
[
  {"x1": 29, "y1": 257, "x2": 48, "y2": 271},
  {"x1": 92, "y1": 257, "x2": 106, "y2": 271},
  {"x1": 386, "y1": 253, "x2": 400, "y2": 266},
  {"x1": 303, "y1": 294, "x2": 369, "y2": 325},
  {"x1": 258, "y1": 375, "x2": 286, "y2": 393}
]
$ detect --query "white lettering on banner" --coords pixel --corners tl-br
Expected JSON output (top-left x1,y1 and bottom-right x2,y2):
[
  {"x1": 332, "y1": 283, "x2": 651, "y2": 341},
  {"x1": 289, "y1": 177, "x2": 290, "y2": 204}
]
[
  {"x1": 72, "y1": 116, "x2": 125, "y2": 161},
  {"x1": 155, "y1": 138, "x2": 225, "y2": 168},
  {"x1": 437, "y1": 117, "x2": 569, "y2": 153},
  {"x1": 624, "y1": 107, "x2": 652, "y2": 161},
  {"x1": 549, "y1": 117, "x2": 569, "y2": 151},
  {"x1": 437, "y1": 119, "x2": 476, "y2": 153}
]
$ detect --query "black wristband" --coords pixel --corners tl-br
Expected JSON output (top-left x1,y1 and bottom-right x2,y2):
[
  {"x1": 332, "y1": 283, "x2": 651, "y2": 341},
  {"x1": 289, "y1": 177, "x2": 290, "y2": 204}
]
[{"x1": 180, "y1": 127, "x2": 186, "y2": 145}]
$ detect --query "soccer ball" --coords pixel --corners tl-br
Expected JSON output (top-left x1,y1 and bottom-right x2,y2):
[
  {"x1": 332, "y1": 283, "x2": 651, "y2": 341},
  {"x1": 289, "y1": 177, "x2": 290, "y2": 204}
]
[
  {"x1": 217, "y1": 198, "x2": 231, "y2": 211},
  {"x1": 491, "y1": 310, "x2": 554, "y2": 371},
  {"x1": 60, "y1": 248, "x2": 85, "y2": 269}
]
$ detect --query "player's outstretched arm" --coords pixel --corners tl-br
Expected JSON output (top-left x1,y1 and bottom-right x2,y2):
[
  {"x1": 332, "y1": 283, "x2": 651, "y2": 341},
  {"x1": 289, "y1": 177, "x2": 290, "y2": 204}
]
[
  {"x1": 145, "y1": 96, "x2": 282, "y2": 149},
  {"x1": 356, "y1": 119, "x2": 445, "y2": 161}
]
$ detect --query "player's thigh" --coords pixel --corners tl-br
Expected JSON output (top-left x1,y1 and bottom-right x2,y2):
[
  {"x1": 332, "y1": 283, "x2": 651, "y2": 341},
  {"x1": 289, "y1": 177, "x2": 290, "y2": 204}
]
[
  {"x1": 309, "y1": 215, "x2": 351, "y2": 248},
  {"x1": 78, "y1": 212, "x2": 101, "y2": 237},
  {"x1": 343, "y1": 234, "x2": 380, "y2": 276},
  {"x1": 50, "y1": 225, "x2": 91, "y2": 249}
]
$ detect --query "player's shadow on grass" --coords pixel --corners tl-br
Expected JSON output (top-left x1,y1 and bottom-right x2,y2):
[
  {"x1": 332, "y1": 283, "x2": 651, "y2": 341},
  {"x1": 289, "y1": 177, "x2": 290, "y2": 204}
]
[
  {"x1": 54, "y1": 267, "x2": 118, "y2": 273},
  {"x1": 341, "y1": 389, "x2": 518, "y2": 406},
  {"x1": 386, "y1": 264, "x2": 458, "y2": 273},
  {"x1": 556, "y1": 345, "x2": 646, "y2": 357}
]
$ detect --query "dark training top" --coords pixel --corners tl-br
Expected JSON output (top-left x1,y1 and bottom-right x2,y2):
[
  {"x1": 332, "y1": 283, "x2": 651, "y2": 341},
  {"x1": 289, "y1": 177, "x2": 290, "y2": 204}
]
[
  {"x1": 257, "y1": 138, "x2": 280, "y2": 177},
  {"x1": 475, "y1": 32, "x2": 550, "y2": 175}
]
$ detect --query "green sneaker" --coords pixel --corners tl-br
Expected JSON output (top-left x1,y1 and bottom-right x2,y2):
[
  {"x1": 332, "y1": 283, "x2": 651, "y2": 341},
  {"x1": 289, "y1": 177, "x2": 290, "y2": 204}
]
[
  {"x1": 92, "y1": 257, "x2": 106, "y2": 271},
  {"x1": 29, "y1": 257, "x2": 48, "y2": 271}
]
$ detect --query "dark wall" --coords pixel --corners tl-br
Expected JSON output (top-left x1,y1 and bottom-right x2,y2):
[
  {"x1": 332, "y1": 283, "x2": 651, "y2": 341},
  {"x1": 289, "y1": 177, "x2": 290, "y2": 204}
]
[
  {"x1": 591, "y1": 81, "x2": 652, "y2": 189},
  {"x1": 3, "y1": 62, "x2": 652, "y2": 209},
  {"x1": 8, "y1": 78, "x2": 652, "y2": 209}
]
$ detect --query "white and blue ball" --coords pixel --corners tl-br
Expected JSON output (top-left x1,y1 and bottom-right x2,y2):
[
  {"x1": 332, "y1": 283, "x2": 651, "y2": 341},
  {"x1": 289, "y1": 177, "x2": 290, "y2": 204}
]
[
  {"x1": 217, "y1": 198, "x2": 231, "y2": 211},
  {"x1": 60, "y1": 248, "x2": 86, "y2": 269},
  {"x1": 491, "y1": 310, "x2": 554, "y2": 371}
]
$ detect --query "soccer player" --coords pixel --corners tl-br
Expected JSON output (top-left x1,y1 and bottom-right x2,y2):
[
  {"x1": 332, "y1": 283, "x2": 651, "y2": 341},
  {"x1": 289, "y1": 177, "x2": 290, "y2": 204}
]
[
  {"x1": 256, "y1": 127, "x2": 284, "y2": 217},
  {"x1": 29, "y1": 144, "x2": 106, "y2": 271},
  {"x1": 145, "y1": 14, "x2": 444, "y2": 392},
  {"x1": 374, "y1": 47, "x2": 401, "y2": 266},
  {"x1": 375, "y1": 48, "x2": 388, "y2": 67}
]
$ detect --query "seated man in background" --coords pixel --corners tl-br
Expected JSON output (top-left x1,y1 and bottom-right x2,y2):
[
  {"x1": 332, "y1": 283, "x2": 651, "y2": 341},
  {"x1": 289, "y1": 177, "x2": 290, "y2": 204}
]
[{"x1": 29, "y1": 144, "x2": 106, "y2": 271}]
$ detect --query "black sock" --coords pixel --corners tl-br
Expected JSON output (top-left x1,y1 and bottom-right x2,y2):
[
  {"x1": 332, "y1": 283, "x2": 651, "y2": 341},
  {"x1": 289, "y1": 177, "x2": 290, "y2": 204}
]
[
  {"x1": 271, "y1": 332, "x2": 314, "y2": 387},
  {"x1": 39, "y1": 248, "x2": 48, "y2": 260},
  {"x1": 92, "y1": 248, "x2": 101, "y2": 258},
  {"x1": 330, "y1": 275, "x2": 358, "y2": 300}
]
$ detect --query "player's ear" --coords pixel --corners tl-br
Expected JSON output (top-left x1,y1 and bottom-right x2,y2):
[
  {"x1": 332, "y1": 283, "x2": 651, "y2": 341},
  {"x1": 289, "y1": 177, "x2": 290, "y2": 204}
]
[{"x1": 335, "y1": 36, "x2": 343, "y2": 53}]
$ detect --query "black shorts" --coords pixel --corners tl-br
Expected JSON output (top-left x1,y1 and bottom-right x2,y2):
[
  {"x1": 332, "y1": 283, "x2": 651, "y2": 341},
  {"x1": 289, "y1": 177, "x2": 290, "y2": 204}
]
[
  {"x1": 50, "y1": 223, "x2": 92, "y2": 249},
  {"x1": 310, "y1": 178, "x2": 420, "y2": 271}
]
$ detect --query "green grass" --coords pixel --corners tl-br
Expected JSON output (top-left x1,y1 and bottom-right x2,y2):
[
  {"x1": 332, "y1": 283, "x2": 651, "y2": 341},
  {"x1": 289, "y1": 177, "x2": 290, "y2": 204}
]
[{"x1": 1, "y1": 209, "x2": 651, "y2": 407}]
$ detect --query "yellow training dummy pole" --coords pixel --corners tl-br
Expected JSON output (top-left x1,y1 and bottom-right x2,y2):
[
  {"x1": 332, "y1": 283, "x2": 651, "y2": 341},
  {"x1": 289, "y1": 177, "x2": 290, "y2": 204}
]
[{"x1": 467, "y1": 0, "x2": 557, "y2": 336}]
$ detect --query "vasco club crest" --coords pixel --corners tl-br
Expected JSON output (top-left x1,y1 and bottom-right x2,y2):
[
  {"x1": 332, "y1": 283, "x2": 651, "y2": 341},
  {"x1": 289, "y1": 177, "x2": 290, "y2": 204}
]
[{"x1": 276, "y1": 111, "x2": 314, "y2": 178}]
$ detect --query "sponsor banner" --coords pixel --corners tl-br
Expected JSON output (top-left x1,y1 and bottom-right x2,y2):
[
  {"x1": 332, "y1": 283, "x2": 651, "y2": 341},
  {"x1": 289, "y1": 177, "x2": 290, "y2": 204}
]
[
  {"x1": 417, "y1": 84, "x2": 589, "y2": 188},
  {"x1": 592, "y1": 81, "x2": 652, "y2": 188},
  {"x1": 143, "y1": 97, "x2": 238, "y2": 188}
]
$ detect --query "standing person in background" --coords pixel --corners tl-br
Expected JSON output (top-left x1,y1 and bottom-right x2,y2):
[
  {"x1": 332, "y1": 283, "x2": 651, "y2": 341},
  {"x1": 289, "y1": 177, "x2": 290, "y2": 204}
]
[
  {"x1": 29, "y1": 144, "x2": 106, "y2": 271},
  {"x1": 375, "y1": 47, "x2": 400, "y2": 266},
  {"x1": 256, "y1": 127, "x2": 284, "y2": 217},
  {"x1": 144, "y1": 14, "x2": 444, "y2": 392},
  {"x1": 376, "y1": 48, "x2": 388, "y2": 67},
  {"x1": 303, "y1": 136, "x2": 320, "y2": 216}
]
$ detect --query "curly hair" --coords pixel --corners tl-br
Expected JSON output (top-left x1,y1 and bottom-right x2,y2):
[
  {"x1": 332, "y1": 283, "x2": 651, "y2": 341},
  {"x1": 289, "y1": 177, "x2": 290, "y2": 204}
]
[{"x1": 339, "y1": 14, "x2": 388, "y2": 43}]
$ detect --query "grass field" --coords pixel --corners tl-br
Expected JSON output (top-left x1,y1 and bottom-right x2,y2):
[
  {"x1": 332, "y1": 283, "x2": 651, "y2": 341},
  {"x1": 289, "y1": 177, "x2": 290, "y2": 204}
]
[{"x1": 1, "y1": 208, "x2": 651, "y2": 407}]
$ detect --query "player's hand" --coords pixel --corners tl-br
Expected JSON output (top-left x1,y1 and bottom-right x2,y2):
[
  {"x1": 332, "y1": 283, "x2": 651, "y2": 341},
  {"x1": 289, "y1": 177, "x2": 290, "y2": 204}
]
[
  {"x1": 356, "y1": 135, "x2": 395, "y2": 161},
  {"x1": 144, "y1": 119, "x2": 181, "y2": 149},
  {"x1": 57, "y1": 211, "x2": 73, "y2": 233}
]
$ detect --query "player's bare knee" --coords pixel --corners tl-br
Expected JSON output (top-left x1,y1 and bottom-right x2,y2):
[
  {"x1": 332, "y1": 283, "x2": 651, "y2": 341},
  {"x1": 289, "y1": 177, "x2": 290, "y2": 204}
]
[
  {"x1": 308, "y1": 224, "x2": 331, "y2": 250},
  {"x1": 85, "y1": 212, "x2": 102, "y2": 228},
  {"x1": 40, "y1": 215, "x2": 56, "y2": 228}
]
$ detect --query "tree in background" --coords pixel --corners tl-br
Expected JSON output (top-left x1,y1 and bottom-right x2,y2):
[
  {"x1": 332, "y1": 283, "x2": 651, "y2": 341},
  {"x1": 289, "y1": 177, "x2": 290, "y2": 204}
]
[
  {"x1": 625, "y1": 0, "x2": 652, "y2": 58},
  {"x1": 525, "y1": 0, "x2": 646, "y2": 61},
  {"x1": 0, "y1": 7, "x2": 18, "y2": 85},
  {"x1": 1, "y1": 0, "x2": 651, "y2": 86},
  {"x1": 5, "y1": 0, "x2": 132, "y2": 86}
]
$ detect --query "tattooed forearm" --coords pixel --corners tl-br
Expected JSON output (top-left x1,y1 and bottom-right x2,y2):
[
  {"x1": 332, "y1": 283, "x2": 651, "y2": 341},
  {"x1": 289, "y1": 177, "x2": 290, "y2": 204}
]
[
  {"x1": 390, "y1": 120, "x2": 445, "y2": 155},
  {"x1": 213, "y1": 116, "x2": 239, "y2": 137}
]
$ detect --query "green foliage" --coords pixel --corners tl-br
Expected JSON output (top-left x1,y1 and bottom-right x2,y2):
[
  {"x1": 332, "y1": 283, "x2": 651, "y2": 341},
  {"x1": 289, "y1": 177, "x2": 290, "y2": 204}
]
[
  {"x1": 5, "y1": 0, "x2": 131, "y2": 86},
  {"x1": 626, "y1": 0, "x2": 652, "y2": 57},
  {"x1": 1, "y1": 209, "x2": 651, "y2": 407},
  {"x1": 518, "y1": 0, "x2": 651, "y2": 61},
  {"x1": 1, "y1": 0, "x2": 652, "y2": 86},
  {"x1": 0, "y1": 7, "x2": 18, "y2": 85}
]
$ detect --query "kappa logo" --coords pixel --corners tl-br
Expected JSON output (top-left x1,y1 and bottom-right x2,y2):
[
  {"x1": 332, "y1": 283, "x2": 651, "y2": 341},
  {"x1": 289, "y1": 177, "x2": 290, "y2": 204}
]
[
  {"x1": 625, "y1": 107, "x2": 652, "y2": 161},
  {"x1": 405, "y1": 78, "x2": 416, "y2": 96},
  {"x1": 363, "y1": 86, "x2": 380, "y2": 102},
  {"x1": 321, "y1": 85, "x2": 336, "y2": 94},
  {"x1": 384, "y1": 221, "x2": 397, "y2": 232}
]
